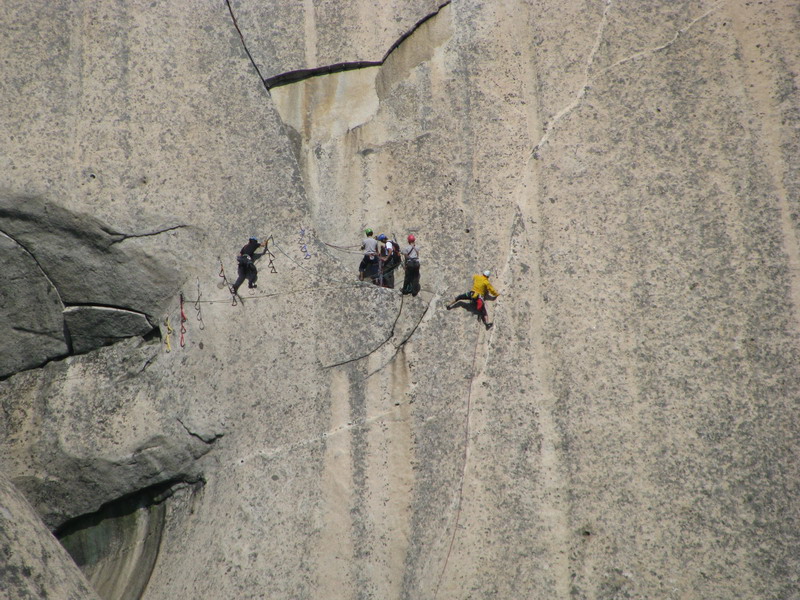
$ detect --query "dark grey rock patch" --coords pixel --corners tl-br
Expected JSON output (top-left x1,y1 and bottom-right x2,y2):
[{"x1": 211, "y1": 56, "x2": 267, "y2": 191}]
[
  {"x1": 0, "y1": 233, "x2": 68, "y2": 376},
  {"x1": 0, "y1": 195, "x2": 184, "y2": 377},
  {"x1": 64, "y1": 306, "x2": 154, "y2": 355}
]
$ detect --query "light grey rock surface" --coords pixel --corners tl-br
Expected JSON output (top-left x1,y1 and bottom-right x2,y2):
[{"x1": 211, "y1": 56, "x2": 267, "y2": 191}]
[{"x1": 0, "y1": 1, "x2": 799, "y2": 599}]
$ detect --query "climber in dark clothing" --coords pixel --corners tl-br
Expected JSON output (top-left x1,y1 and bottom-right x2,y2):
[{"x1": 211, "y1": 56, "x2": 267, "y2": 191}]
[
  {"x1": 401, "y1": 234, "x2": 420, "y2": 296},
  {"x1": 380, "y1": 236, "x2": 402, "y2": 289},
  {"x1": 232, "y1": 236, "x2": 268, "y2": 294}
]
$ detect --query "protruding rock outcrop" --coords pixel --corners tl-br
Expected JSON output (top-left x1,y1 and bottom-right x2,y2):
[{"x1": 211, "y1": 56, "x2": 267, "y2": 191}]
[
  {"x1": 0, "y1": 196, "x2": 184, "y2": 377},
  {"x1": 0, "y1": 472, "x2": 101, "y2": 600}
]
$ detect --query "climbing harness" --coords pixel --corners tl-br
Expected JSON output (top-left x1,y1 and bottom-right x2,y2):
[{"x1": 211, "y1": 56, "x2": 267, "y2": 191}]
[
  {"x1": 179, "y1": 292, "x2": 188, "y2": 348},
  {"x1": 163, "y1": 317, "x2": 173, "y2": 353}
]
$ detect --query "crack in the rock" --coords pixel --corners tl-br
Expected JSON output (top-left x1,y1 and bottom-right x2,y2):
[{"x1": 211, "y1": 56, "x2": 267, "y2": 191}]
[
  {"x1": 224, "y1": 0, "x2": 270, "y2": 95},
  {"x1": 266, "y1": 60, "x2": 382, "y2": 89},
  {"x1": 603, "y1": 0, "x2": 724, "y2": 73},
  {"x1": 63, "y1": 303, "x2": 156, "y2": 326},
  {"x1": 64, "y1": 302, "x2": 147, "y2": 313},
  {"x1": 532, "y1": 0, "x2": 612, "y2": 158},
  {"x1": 433, "y1": 326, "x2": 483, "y2": 599},
  {"x1": 106, "y1": 224, "x2": 188, "y2": 246},
  {"x1": 176, "y1": 417, "x2": 223, "y2": 445},
  {"x1": 0, "y1": 229, "x2": 65, "y2": 307},
  {"x1": 259, "y1": 1, "x2": 451, "y2": 89},
  {"x1": 10, "y1": 326, "x2": 66, "y2": 342},
  {"x1": 532, "y1": 0, "x2": 722, "y2": 157}
]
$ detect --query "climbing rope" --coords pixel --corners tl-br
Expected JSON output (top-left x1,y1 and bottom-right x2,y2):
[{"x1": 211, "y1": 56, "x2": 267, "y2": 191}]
[{"x1": 321, "y1": 239, "x2": 362, "y2": 253}]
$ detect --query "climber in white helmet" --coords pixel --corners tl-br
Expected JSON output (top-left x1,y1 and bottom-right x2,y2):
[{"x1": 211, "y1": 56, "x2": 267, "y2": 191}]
[{"x1": 447, "y1": 270, "x2": 500, "y2": 329}]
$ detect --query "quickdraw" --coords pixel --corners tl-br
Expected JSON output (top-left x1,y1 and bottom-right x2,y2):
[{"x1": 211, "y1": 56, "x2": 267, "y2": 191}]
[
  {"x1": 218, "y1": 256, "x2": 238, "y2": 306},
  {"x1": 164, "y1": 317, "x2": 174, "y2": 352},
  {"x1": 179, "y1": 292, "x2": 188, "y2": 348},
  {"x1": 264, "y1": 235, "x2": 278, "y2": 273},
  {"x1": 298, "y1": 227, "x2": 312, "y2": 260},
  {"x1": 194, "y1": 278, "x2": 205, "y2": 330}
]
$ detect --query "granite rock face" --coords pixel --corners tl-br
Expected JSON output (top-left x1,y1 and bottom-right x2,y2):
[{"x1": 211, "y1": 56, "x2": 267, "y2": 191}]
[
  {"x1": 1, "y1": 1, "x2": 799, "y2": 599},
  {"x1": 0, "y1": 232, "x2": 68, "y2": 376},
  {"x1": 0, "y1": 472, "x2": 101, "y2": 600}
]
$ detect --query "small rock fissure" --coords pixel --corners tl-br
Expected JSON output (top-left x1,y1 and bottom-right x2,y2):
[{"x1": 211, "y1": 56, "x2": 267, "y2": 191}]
[
  {"x1": 105, "y1": 224, "x2": 188, "y2": 246},
  {"x1": 176, "y1": 417, "x2": 224, "y2": 445}
]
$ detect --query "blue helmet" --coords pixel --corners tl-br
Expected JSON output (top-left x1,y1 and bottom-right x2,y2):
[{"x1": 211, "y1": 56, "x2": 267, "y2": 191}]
[{"x1": 377, "y1": 234, "x2": 388, "y2": 241}]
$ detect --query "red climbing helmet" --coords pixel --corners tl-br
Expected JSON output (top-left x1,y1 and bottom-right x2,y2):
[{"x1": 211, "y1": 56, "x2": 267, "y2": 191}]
[{"x1": 407, "y1": 234, "x2": 416, "y2": 243}]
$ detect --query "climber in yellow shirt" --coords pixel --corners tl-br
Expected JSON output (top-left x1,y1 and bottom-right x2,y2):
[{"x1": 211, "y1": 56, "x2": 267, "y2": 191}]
[{"x1": 447, "y1": 270, "x2": 500, "y2": 330}]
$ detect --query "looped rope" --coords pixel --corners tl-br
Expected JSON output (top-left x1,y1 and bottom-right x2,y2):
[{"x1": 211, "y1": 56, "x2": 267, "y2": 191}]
[
  {"x1": 164, "y1": 317, "x2": 173, "y2": 352},
  {"x1": 179, "y1": 292, "x2": 188, "y2": 348},
  {"x1": 321, "y1": 239, "x2": 361, "y2": 253}
]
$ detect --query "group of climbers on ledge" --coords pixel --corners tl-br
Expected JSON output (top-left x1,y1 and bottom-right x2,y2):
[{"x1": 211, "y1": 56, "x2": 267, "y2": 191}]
[
  {"x1": 358, "y1": 227, "x2": 498, "y2": 328},
  {"x1": 231, "y1": 229, "x2": 499, "y2": 329},
  {"x1": 359, "y1": 228, "x2": 420, "y2": 296}
]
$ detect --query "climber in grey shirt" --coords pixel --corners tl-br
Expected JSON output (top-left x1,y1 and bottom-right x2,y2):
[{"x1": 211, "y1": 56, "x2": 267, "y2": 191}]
[{"x1": 359, "y1": 228, "x2": 379, "y2": 281}]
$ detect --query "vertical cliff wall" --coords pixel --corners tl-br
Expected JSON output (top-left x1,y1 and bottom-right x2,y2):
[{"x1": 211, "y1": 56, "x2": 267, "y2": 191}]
[{"x1": 1, "y1": 1, "x2": 799, "y2": 599}]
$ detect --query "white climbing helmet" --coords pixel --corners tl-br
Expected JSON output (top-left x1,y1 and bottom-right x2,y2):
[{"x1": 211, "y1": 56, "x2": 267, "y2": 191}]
[{"x1": 483, "y1": 270, "x2": 491, "y2": 277}]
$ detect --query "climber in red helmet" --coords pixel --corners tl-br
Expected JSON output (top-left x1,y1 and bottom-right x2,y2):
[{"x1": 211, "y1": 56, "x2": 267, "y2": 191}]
[{"x1": 401, "y1": 234, "x2": 420, "y2": 296}]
